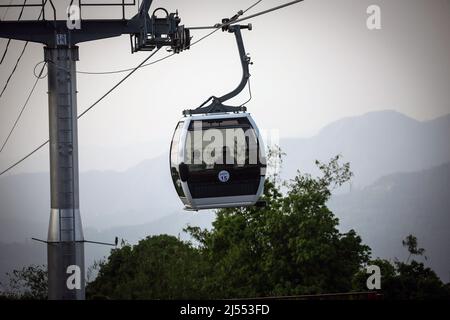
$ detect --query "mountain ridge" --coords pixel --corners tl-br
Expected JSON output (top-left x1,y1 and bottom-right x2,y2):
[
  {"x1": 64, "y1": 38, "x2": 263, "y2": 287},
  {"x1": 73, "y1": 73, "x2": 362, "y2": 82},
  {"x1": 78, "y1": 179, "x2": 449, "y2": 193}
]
[{"x1": 1, "y1": 109, "x2": 449, "y2": 281}]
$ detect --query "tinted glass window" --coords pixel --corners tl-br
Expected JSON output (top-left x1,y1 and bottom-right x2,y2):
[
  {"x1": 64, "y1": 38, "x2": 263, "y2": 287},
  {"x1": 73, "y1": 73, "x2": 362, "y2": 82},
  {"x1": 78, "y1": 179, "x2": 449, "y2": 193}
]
[
  {"x1": 185, "y1": 118, "x2": 260, "y2": 172},
  {"x1": 170, "y1": 122, "x2": 185, "y2": 197},
  {"x1": 170, "y1": 121, "x2": 184, "y2": 167}
]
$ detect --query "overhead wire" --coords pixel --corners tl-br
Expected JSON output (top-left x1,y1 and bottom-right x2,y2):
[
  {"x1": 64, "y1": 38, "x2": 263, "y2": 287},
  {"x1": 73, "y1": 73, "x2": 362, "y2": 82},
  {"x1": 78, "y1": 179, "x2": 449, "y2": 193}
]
[
  {"x1": 0, "y1": 0, "x2": 305, "y2": 177},
  {"x1": 0, "y1": 0, "x2": 14, "y2": 20},
  {"x1": 0, "y1": 0, "x2": 45, "y2": 99},
  {"x1": 0, "y1": 62, "x2": 46, "y2": 154},
  {"x1": 187, "y1": 0, "x2": 303, "y2": 30},
  {"x1": 0, "y1": 0, "x2": 21, "y2": 64},
  {"x1": 0, "y1": 42, "x2": 28, "y2": 98},
  {"x1": 228, "y1": 0, "x2": 303, "y2": 26},
  {"x1": 243, "y1": 0, "x2": 263, "y2": 15},
  {"x1": 45, "y1": 0, "x2": 265, "y2": 76},
  {"x1": 0, "y1": 3, "x2": 48, "y2": 155},
  {"x1": 0, "y1": 0, "x2": 15, "y2": 63},
  {"x1": 43, "y1": 26, "x2": 220, "y2": 76},
  {"x1": 0, "y1": 0, "x2": 28, "y2": 65},
  {"x1": 0, "y1": 48, "x2": 161, "y2": 177},
  {"x1": 82, "y1": 0, "x2": 303, "y2": 74},
  {"x1": 77, "y1": 48, "x2": 161, "y2": 119},
  {"x1": 0, "y1": 140, "x2": 48, "y2": 176}
]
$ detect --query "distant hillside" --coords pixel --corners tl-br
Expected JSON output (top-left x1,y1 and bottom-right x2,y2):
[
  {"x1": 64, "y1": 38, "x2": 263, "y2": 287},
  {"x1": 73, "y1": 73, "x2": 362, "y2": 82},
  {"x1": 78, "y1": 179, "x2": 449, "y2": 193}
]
[
  {"x1": 0, "y1": 153, "x2": 185, "y2": 243},
  {"x1": 86, "y1": 161, "x2": 450, "y2": 281},
  {"x1": 85, "y1": 211, "x2": 215, "y2": 245},
  {"x1": 280, "y1": 110, "x2": 450, "y2": 188},
  {"x1": 329, "y1": 162, "x2": 450, "y2": 281},
  {"x1": 1, "y1": 110, "x2": 449, "y2": 282},
  {"x1": 1, "y1": 110, "x2": 448, "y2": 239},
  {"x1": 0, "y1": 163, "x2": 449, "y2": 283}
]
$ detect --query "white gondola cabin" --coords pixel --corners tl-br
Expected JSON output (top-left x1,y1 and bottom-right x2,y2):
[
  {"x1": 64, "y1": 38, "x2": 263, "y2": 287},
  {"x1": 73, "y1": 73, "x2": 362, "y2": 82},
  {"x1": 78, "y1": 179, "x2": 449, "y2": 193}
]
[
  {"x1": 170, "y1": 112, "x2": 266, "y2": 210},
  {"x1": 170, "y1": 24, "x2": 266, "y2": 210}
]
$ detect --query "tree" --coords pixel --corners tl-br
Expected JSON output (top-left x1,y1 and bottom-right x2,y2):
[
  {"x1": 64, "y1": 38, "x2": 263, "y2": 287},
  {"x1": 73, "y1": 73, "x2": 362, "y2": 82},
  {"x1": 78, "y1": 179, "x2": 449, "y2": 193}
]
[
  {"x1": 87, "y1": 155, "x2": 370, "y2": 299},
  {"x1": 88, "y1": 153, "x2": 449, "y2": 300},
  {"x1": 403, "y1": 234, "x2": 426, "y2": 263},
  {"x1": 186, "y1": 155, "x2": 370, "y2": 298},
  {"x1": 5, "y1": 152, "x2": 448, "y2": 300},
  {"x1": 86, "y1": 235, "x2": 207, "y2": 299},
  {"x1": 0, "y1": 265, "x2": 47, "y2": 300},
  {"x1": 353, "y1": 235, "x2": 450, "y2": 299}
]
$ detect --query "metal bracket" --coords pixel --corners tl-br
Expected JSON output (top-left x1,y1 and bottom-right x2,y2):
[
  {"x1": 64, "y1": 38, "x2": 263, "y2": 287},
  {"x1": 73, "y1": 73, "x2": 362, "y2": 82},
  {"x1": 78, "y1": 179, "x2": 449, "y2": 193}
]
[
  {"x1": 130, "y1": 3, "x2": 190, "y2": 53},
  {"x1": 0, "y1": 0, "x2": 190, "y2": 52},
  {"x1": 183, "y1": 24, "x2": 252, "y2": 116},
  {"x1": 32, "y1": 237, "x2": 118, "y2": 247},
  {"x1": 69, "y1": 0, "x2": 137, "y2": 21}
]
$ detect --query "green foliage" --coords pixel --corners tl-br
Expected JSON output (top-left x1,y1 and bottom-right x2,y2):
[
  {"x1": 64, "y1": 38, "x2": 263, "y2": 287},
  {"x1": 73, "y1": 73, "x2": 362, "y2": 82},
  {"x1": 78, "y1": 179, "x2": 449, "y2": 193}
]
[
  {"x1": 186, "y1": 155, "x2": 369, "y2": 298},
  {"x1": 3, "y1": 151, "x2": 448, "y2": 300},
  {"x1": 0, "y1": 265, "x2": 47, "y2": 300},
  {"x1": 403, "y1": 234, "x2": 427, "y2": 263},
  {"x1": 87, "y1": 155, "x2": 370, "y2": 299},
  {"x1": 390, "y1": 260, "x2": 448, "y2": 299},
  {"x1": 86, "y1": 235, "x2": 206, "y2": 299},
  {"x1": 86, "y1": 154, "x2": 448, "y2": 300},
  {"x1": 353, "y1": 236, "x2": 450, "y2": 299}
]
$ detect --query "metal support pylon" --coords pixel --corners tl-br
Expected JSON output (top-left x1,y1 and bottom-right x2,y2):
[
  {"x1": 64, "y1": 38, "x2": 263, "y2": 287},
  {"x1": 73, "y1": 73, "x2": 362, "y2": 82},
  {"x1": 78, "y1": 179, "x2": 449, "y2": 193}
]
[
  {"x1": 0, "y1": 0, "x2": 190, "y2": 300},
  {"x1": 45, "y1": 46, "x2": 85, "y2": 299}
]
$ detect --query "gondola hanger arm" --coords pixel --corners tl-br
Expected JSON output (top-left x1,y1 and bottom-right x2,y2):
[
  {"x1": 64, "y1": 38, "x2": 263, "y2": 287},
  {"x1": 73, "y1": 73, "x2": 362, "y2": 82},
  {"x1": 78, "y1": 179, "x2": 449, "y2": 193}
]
[
  {"x1": 217, "y1": 24, "x2": 252, "y2": 104},
  {"x1": 183, "y1": 24, "x2": 252, "y2": 116}
]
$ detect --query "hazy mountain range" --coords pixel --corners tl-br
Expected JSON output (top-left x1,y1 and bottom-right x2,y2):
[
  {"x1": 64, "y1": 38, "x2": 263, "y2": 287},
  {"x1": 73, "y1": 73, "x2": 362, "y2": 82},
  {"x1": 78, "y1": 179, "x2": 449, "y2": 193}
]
[
  {"x1": 0, "y1": 110, "x2": 449, "y2": 284},
  {"x1": 281, "y1": 110, "x2": 450, "y2": 188},
  {"x1": 330, "y1": 162, "x2": 450, "y2": 281}
]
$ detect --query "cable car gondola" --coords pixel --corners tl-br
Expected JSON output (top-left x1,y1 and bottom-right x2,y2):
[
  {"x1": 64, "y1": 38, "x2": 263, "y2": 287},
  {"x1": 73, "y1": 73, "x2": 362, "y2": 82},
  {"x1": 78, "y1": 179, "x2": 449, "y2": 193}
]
[{"x1": 169, "y1": 23, "x2": 267, "y2": 210}]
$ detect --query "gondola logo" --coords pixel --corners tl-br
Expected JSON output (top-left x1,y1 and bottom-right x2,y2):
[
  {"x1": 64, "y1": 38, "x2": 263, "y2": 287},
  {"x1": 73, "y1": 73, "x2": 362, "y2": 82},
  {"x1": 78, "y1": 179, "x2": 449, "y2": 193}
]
[{"x1": 218, "y1": 170, "x2": 230, "y2": 183}]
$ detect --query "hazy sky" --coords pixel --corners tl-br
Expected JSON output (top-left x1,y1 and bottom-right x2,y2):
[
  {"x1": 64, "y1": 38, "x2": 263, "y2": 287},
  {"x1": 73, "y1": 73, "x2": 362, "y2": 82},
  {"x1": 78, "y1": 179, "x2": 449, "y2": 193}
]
[{"x1": 0, "y1": 0, "x2": 449, "y2": 173}]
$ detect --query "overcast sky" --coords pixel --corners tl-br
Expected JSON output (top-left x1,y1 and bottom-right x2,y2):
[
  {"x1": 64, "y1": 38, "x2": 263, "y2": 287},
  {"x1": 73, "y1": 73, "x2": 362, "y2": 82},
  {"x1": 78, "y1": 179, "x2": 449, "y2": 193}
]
[{"x1": 0, "y1": 0, "x2": 449, "y2": 173}]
